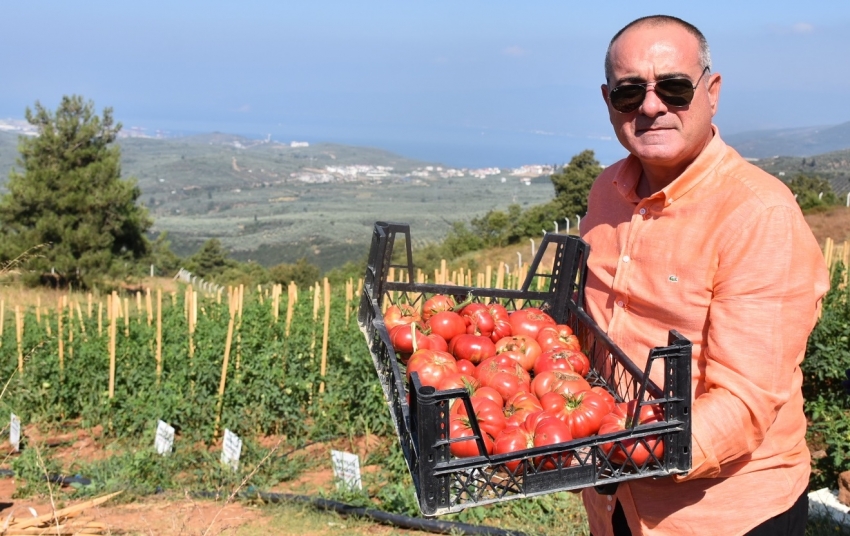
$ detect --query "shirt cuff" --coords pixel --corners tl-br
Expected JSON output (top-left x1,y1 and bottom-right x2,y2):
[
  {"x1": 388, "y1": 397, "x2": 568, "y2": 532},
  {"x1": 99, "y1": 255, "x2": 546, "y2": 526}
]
[{"x1": 673, "y1": 411, "x2": 721, "y2": 482}]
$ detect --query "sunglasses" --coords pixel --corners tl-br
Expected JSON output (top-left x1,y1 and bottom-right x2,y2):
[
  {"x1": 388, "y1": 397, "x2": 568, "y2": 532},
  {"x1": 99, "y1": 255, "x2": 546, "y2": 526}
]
[{"x1": 608, "y1": 66, "x2": 710, "y2": 113}]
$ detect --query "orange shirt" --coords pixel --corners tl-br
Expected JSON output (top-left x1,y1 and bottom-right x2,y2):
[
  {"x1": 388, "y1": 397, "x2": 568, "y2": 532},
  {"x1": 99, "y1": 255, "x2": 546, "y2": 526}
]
[{"x1": 580, "y1": 128, "x2": 830, "y2": 536}]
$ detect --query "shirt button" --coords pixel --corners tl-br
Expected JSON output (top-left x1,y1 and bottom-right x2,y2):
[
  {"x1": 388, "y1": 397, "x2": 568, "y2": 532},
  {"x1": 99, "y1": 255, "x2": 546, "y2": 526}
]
[
  {"x1": 607, "y1": 505, "x2": 613, "y2": 512},
  {"x1": 639, "y1": 208, "x2": 647, "y2": 215},
  {"x1": 616, "y1": 300, "x2": 625, "y2": 308},
  {"x1": 622, "y1": 255, "x2": 631, "y2": 263},
  {"x1": 607, "y1": 495, "x2": 613, "y2": 502}
]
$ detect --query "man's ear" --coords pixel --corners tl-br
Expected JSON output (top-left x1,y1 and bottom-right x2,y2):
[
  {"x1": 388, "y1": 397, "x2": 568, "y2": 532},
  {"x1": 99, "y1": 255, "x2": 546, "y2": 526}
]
[
  {"x1": 707, "y1": 73, "x2": 722, "y2": 116},
  {"x1": 601, "y1": 83, "x2": 610, "y2": 107}
]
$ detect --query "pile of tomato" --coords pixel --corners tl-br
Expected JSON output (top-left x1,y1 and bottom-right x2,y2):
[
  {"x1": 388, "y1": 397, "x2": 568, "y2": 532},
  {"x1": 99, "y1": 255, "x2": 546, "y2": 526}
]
[{"x1": 385, "y1": 295, "x2": 664, "y2": 467}]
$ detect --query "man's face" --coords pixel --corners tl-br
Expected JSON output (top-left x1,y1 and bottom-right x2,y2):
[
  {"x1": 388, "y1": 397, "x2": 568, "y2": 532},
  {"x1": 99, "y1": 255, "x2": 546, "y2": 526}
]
[{"x1": 602, "y1": 24, "x2": 721, "y2": 172}]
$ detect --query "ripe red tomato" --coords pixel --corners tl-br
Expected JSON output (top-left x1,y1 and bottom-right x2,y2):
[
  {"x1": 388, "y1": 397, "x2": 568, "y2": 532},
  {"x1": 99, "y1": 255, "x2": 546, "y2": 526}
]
[
  {"x1": 487, "y1": 304, "x2": 513, "y2": 342},
  {"x1": 530, "y1": 415, "x2": 573, "y2": 470},
  {"x1": 424, "y1": 333, "x2": 448, "y2": 353},
  {"x1": 530, "y1": 370, "x2": 591, "y2": 399},
  {"x1": 473, "y1": 385, "x2": 504, "y2": 408},
  {"x1": 591, "y1": 386, "x2": 617, "y2": 414},
  {"x1": 406, "y1": 349, "x2": 458, "y2": 388},
  {"x1": 495, "y1": 335, "x2": 541, "y2": 372},
  {"x1": 533, "y1": 348, "x2": 591, "y2": 378},
  {"x1": 384, "y1": 303, "x2": 421, "y2": 331},
  {"x1": 437, "y1": 373, "x2": 478, "y2": 393},
  {"x1": 476, "y1": 357, "x2": 531, "y2": 401},
  {"x1": 389, "y1": 323, "x2": 430, "y2": 357},
  {"x1": 421, "y1": 295, "x2": 455, "y2": 322},
  {"x1": 539, "y1": 390, "x2": 609, "y2": 438},
  {"x1": 509, "y1": 308, "x2": 556, "y2": 340},
  {"x1": 493, "y1": 426, "x2": 535, "y2": 471},
  {"x1": 449, "y1": 334, "x2": 497, "y2": 364},
  {"x1": 449, "y1": 415, "x2": 494, "y2": 457},
  {"x1": 427, "y1": 311, "x2": 467, "y2": 342},
  {"x1": 451, "y1": 396, "x2": 507, "y2": 438},
  {"x1": 459, "y1": 303, "x2": 496, "y2": 338},
  {"x1": 536, "y1": 324, "x2": 581, "y2": 352},
  {"x1": 599, "y1": 400, "x2": 665, "y2": 466},
  {"x1": 503, "y1": 391, "x2": 543, "y2": 427},
  {"x1": 455, "y1": 358, "x2": 476, "y2": 376}
]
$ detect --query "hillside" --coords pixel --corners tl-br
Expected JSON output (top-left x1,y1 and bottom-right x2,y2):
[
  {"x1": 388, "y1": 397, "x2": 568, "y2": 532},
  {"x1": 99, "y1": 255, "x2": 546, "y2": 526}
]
[
  {"x1": 0, "y1": 131, "x2": 556, "y2": 271},
  {"x1": 726, "y1": 121, "x2": 850, "y2": 158}
]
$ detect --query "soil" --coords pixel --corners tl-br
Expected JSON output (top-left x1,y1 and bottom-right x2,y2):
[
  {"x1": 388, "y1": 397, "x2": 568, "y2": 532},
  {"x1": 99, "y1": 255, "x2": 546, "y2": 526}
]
[{"x1": 0, "y1": 427, "x2": 423, "y2": 535}]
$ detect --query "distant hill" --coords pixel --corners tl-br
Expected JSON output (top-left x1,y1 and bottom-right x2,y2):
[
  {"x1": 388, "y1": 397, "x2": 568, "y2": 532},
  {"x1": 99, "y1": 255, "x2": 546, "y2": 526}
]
[
  {"x1": 0, "y1": 130, "x2": 557, "y2": 271},
  {"x1": 726, "y1": 121, "x2": 850, "y2": 158}
]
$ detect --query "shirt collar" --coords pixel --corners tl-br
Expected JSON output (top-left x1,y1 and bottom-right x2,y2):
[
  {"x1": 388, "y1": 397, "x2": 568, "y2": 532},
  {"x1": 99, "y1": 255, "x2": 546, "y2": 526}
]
[{"x1": 611, "y1": 124, "x2": 727, "y2": 205}]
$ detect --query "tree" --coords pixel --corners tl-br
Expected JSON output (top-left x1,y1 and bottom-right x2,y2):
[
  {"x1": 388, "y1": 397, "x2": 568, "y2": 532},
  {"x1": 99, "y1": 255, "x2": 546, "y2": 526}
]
[
  {"x1": 785, "y1": 173, "x2": 839, "y2": 211},
  {"x1": 185, "y1": 238, "x2": 237, "y2": 278},
  {"x1": 549, "y1": 149, "x2": 603, "y2": 220},
  {"x1": 0, "y1": 95, "x2": 152, "y2": 287},
  {"x1": 269, "y1": 258, "x2": 321, "y2": 289}
]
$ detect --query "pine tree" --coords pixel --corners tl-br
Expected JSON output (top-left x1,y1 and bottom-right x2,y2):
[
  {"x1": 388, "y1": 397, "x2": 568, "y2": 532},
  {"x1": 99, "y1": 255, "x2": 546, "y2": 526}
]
[
  {"x1": 549, "y1": 149, "x2": 603, "y2": 220},
  {"x1": 0, "y1": 95, "x2": 152, "y2": 287}
]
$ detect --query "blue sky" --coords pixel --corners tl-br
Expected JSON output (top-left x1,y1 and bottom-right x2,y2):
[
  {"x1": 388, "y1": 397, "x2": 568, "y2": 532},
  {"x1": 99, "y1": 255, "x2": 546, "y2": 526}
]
[{"x1": 2, "y1": 1, "x2": 848, "y2": 167}]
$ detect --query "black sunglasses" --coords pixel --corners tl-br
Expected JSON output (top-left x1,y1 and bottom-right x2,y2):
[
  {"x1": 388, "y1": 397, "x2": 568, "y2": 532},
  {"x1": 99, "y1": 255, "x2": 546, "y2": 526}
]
[{"x1": 608, "y1": 66, "x2": 710, "y2": 113}]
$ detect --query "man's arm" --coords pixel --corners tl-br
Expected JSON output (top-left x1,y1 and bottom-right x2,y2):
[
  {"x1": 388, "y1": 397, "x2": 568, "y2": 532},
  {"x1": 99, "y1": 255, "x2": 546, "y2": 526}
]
[{"x1": 677, "y1": 205, "x2": 828, "y2": 480}]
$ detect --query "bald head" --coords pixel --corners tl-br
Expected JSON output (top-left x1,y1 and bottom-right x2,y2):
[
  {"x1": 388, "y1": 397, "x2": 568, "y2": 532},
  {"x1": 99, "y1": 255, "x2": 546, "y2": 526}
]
[{"x1": 605, "y1": 15, "x2": 711, "y2": 82}]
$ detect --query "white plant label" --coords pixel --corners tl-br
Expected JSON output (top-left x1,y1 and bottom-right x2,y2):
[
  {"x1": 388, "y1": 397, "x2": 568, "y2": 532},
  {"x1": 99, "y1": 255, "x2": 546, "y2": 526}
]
[
  {"x1": 9, "y1": 413, "x2": 20, "y2": 452},
  {"x1": 155, "y1": 420, "x2": 175, "y2": 456},
  {"x1": 331, "y1": 450, "x2": 362, "y2": 490},
  {"x1": 221, "y1": 429, "x2": 242, "y2": 471}
]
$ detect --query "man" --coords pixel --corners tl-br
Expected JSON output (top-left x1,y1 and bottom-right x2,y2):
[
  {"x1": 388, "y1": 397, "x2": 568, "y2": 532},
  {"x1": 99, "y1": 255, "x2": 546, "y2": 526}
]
[{"x1": 579, "y1": 15, "x2": 830, "y2": 536}]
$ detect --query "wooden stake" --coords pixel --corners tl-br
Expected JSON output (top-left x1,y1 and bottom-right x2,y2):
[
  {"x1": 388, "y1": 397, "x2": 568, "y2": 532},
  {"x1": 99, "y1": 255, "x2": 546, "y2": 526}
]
[
  {"x1": 87, "y1": 292, "x2": 93, "y2": 318},
  {"x1": 136, "y1": 291, "x2": 142, "y2": 324},
  {"x1": 109, "y1": 295, "x2": 117, "y2": 398},
  {"x1": 36, "y1": 296, "x2": 41, "y2": 325},
  {"x1": 156, "y1": 288, "x2": 162, "y2": 385},
  {"x1": 123, "y1": 297, "x2": 130, "y2": 337},
  {"x1": 345, "y1": 279, "x2": 353, "y2": 324},
  {"x1": 312, "y1": 282, "x2": 321, "y2": 321},
  {"x1": 496, "y1": 263, "x2": 505, "y2": 289},
  {"x1": 15, "y1": 306, "x2": 23, "y2": 375},
  {"x1": 188, "y1": 286, "x2": 195, "y2": 359},
  {"x1": 272, "y1": 284, "x2": 280, "y2": 323},
  {"x1": 285, "y1": 282, "x2": 296, "y2": 336},
  {"x1": 238, "y1": 284, "x2": 244, "y2": 318},
  {"x1": 145, "y1": 288, "x2": 153, "y2": 327},
  {"x1": 214, "y1": 310, "x2": 236, "y2": 437},
  {"x1": 441, "y1": 259, "x2": 447, "y2": 285},
  {"x1": 98, "y1": 300, "x2": 103, "y2": 337},
  {"x1": 76, "y1": 302, "x2": 86, "y2": 335},
  {"x1": 319, "y1": 278, "x2": 331, "y2": 394},
  {"x1": 57, "y1": 298, "x2": 65, "y2": 372}
]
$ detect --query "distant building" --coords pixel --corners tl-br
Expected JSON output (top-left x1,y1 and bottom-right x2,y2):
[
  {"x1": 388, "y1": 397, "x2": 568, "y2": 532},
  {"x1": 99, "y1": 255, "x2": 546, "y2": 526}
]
[{"x1": 290, "y1": 141, "x2": 309, "y2": 148}]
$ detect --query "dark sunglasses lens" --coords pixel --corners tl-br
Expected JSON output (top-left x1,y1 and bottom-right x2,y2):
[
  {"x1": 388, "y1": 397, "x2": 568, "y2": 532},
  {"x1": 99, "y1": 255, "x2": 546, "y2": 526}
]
[
  {"x1": 610, "y1": 85, "x2": 645, "y2": 113},
  {"x1": 656, "y1": 79, "x2": 695, "y2": 106}
]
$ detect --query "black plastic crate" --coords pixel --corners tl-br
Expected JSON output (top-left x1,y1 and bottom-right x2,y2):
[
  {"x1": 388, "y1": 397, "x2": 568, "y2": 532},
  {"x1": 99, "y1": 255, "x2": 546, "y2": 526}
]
[{"x1": 358, "y1": 221, "x2": 692, "y2": 516}]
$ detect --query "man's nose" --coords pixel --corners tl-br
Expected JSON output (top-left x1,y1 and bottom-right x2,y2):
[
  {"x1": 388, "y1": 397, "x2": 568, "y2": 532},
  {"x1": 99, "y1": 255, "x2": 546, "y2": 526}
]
[{"x1": 639, "y1": 86, "x2": 668, "y2": 117}]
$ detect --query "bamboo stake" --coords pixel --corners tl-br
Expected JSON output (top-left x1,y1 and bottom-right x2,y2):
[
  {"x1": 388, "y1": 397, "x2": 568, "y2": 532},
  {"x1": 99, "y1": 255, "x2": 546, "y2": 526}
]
[
  {"x1": 434, "y1": 268, "x2": 440, "y2": 285},
  {"x1": 156, "y1": 288, "x2": 162, "y2": 385},
  {"x1": 257, "y1": 284, "x2": 264, "y2": 305},
  {"x1": 57, "y1": 298, "x2": 64, "y2": 372},
  {"x1": 15, "y1": 306, "x2": 23, "y2": 374},
  {"x1": 272, "y1": 284, "x2": 280, "y2": 323},
  {"x1": 123, "y1": 297, "x2": 130, "y2": 337},
  {"x1": 67, "y1": 300, "x2": 75, "y2": 360},
  {"x1": 136, "y1": 291, "x2": 142, "y2": 324},
  {"x1": 188, "y1": 286, "x2": 195, "y2": 359},
  {"x1": 312, "y1": 282, "x2": 321, "y2": 321},
  {"x1": 319, "y1": 278, "x2": 331, "y2": 394},
  {"x1": 145, "y1": 288, "x2": 153, "y2": 327},
  {"x1": 285, "y1": 282, "x2": 296, "y2": 336},
  {"x1": 496, "y1": 263, "x2": 505, "y2": 289},
  {"x1": 238, "y1": 284, "x2": 244, "y2": 318},
  {"x1": 98, "y1": 301, "x2": 103, "y2": 337},
  {"x1": 214, "y1": 309, "x2": 236, "y2": 437},
  {"x1": 441, "y1": 259, "x2": 447, "y2": 285},
  {"x1": 109, "y1": 294, "x2": 117, "y2": 398},
  {"x1": 345, "y1": 279, "x2": 353, "y2": 324},
  {"x1": 356, "y1": 278, "x2": 363, "y2": 300},
  {"x1": 76, "y1": 302, "x2": 86, "y2": 335},
  {"x1": 87, "y1": 292, "x2": 93, "y2": 318},
  {"x1": 36, "y1": 296, "x2": 41, "y2": 325}
]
